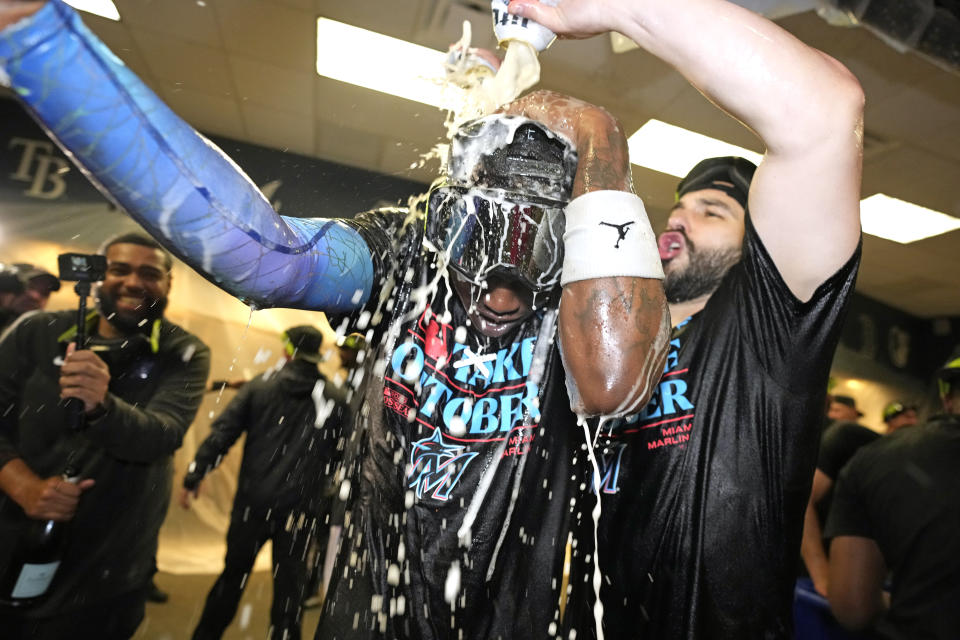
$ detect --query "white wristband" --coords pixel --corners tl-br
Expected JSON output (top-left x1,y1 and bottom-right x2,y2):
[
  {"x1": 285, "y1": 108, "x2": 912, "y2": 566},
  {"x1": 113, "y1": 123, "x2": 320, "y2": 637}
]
[{"x1": 560, "y1": 190, "x2": 663, "y2": 286}]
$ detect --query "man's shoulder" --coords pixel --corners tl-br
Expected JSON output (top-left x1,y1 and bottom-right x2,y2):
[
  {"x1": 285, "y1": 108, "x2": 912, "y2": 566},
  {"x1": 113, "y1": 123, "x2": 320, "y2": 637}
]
[
  {"x1": 7, "y1": 309, "x2": 74, "y2": 336},
  {"x1": 824, "y1": 420, "x2": 880, "y2": 441},
  {"x1": 158, "y1": 319, "x2": 210, "y2": 359},
  {"x1": 841, "y1": 429, "x2": 901, "y2": 478}
]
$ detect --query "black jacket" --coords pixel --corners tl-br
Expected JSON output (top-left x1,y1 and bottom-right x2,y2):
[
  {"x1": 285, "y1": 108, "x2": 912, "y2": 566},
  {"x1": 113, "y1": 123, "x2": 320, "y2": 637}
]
[
  {"x1": 184, "y1": 358, "x2": 349, "y2": 514},
  {"x1": 0, "y1": 310, "x2": 210, "y2": 617}
]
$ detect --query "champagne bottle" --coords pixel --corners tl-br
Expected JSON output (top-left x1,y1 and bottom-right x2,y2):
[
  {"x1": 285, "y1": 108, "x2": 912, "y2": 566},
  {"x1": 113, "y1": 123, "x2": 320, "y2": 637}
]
[{"x1": 0, "y1": 467, "x2": 79, "y2": 607}]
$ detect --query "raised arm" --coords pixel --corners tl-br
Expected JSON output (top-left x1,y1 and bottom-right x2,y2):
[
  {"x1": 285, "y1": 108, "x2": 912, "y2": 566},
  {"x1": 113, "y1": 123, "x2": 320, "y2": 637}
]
[
  {"x1": 509, "y1": 0, "x2": 864, "y2": 301},
  {"x1": 502, "y1": 91, "x2": 670, "y2": 416},
  {"x1": 0, "y1": 1, "x2": 373, "y2": 312}
]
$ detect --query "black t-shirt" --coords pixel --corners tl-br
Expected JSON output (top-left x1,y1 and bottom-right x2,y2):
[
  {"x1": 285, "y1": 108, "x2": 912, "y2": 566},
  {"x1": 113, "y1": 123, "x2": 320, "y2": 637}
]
[
  {"x1": 318, "y1": 209, "x2": 592, "y2": 640},
  {"x1": 591, "y1": 217, "x2": 861, "y2": 639},
  {"x1": 814, "y1": 420, "x2": 881, "y2": 525},
  {"x1": 818, "y1": 421, "x2": 881, "y2": 480},
  {"x1": 825, "y1": 415, "x2": 960, "y2": 640}
]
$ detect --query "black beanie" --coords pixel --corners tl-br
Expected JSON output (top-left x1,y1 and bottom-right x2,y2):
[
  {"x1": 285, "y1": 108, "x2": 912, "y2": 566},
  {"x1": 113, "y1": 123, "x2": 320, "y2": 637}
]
[{"x1": 676, "y1": 156, "x2": 757, "y2": 211}]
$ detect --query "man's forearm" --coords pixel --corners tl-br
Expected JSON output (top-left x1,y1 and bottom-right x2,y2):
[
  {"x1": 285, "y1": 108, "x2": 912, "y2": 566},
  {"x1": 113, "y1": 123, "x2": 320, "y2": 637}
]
[
  {"x1": 0, "y1": 458, "x2": 39, "y2": 506},
  {"x1": 801, "y1": 499, "x2": 830, "y2": 595},
  {"x1": 560, "y1": 277, "x2": 669, "y2": 415}
]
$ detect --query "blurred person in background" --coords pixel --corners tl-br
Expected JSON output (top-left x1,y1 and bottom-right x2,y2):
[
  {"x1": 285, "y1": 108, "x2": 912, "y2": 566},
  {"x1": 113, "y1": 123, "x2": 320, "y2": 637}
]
[
  {"x1": 825, "y1": 353, "x2": 960, "y2": 638},
  {"x1": 827, "y1": 394, "x2": 864, "y2": 423},
  {"x1": 180, "y1": 325, "x2": 355, "y2": 640},
  {"x1": 801, "y1": 392, "x2": 879, "y2": 596},
  {"x1": 881, "y1": 402, "x2": 918, "y2": 433},
  {"x1": 0, "y1": 262, "x2": 60, "y2": 335}
]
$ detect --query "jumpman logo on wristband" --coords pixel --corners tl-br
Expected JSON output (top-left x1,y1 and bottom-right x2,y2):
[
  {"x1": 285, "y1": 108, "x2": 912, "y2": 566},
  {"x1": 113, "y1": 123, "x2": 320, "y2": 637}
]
[{"x1": 599, "y1": 221, "x2": 635, "y2": 248}]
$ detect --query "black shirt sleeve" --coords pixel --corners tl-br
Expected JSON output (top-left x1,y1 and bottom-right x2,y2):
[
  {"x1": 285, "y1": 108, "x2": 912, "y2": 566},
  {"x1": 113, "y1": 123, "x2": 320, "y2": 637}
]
[
  {"x1": 183, "y1": 377, "x2": 257, "y2": 489},
  {"x1": 330, "y1": 207, "x2": 423, "y2": 332},
  {"x1": 726, "y1": 214, "x2": 861, "y2": 389},
  {"x1": 817, "y1": 421, "x2": 882, "y2": 479}
]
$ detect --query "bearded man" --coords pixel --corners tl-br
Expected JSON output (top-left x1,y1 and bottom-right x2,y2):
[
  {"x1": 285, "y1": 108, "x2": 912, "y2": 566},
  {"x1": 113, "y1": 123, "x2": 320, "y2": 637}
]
[{"x1": 0, "y1": 232, "x2": 210, "y2": 640}]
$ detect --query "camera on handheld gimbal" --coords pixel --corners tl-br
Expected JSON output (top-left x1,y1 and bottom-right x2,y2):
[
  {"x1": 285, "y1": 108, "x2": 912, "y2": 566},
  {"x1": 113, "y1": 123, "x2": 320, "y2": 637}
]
[
  {"x1": 57, "y1": 253, "x2": 107, "y2": 430},
  {"x1": 57, "y1": 253, "x2": 107, "y2": 284}
]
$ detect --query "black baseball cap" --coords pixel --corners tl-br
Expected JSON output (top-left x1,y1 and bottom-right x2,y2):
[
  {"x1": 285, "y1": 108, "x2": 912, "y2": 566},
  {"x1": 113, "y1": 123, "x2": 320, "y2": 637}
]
[
  {"x1": 937, "y1": 352, "x2": 960, "y2": 399},
  {"x1": 831, "y1": 394, "x2": 863, "y2": 417},
  {"x1": 882, "y1": 401, "x2": 916, "y2": 422},
  {"x1": 676, "y1": 156, "x2": 757, "y2": 211},
  {"x1": 282, "y1": 325, "x2": 325, "y2": 363},
  {"x1": 0, "y1": 263, "x2": 61, "y2": 294}
]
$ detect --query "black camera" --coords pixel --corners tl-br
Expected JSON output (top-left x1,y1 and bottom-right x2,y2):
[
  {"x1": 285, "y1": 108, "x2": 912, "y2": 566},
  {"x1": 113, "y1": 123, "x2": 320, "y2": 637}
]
[{"x1": 57, "y1": 253, "x2": 107, "y2": 283}]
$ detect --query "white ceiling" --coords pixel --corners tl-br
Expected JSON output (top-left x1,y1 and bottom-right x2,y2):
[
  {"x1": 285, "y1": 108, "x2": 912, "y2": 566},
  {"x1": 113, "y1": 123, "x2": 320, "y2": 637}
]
[{"x1": 24, "y1": 0, "x2": 960, "y2": 316}]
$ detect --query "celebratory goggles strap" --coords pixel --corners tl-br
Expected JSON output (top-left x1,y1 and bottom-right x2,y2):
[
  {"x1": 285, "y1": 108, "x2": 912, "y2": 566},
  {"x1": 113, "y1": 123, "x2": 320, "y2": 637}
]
[{"x1": 425, "y1": 185, "x2": 566, "y2": 292}]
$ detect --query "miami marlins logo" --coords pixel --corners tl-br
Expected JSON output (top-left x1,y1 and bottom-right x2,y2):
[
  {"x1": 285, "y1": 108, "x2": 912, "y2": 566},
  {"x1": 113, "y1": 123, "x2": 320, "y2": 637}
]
[
  {"x1": 592, "y1": 441, "x2": 627, "y2": 494},
  {"x1": 599, "y1": 221, "x2": 635, "y2": 248},
  {"x1": 408, "y1": 430, "x2": 479, "y2": 501}
]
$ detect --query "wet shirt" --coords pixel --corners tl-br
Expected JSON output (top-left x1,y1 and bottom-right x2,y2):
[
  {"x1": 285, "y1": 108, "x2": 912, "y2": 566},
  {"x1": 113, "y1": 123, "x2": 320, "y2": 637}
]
[
  {"x1": 319, "y1": 209, "x2": 592, "y2": 640},
  {"x1": 594, "y1": 217, "x2": 860, "y2": 639},
  {"x1": 825, "y1": 415, "x2": 960, "y2": 640}
]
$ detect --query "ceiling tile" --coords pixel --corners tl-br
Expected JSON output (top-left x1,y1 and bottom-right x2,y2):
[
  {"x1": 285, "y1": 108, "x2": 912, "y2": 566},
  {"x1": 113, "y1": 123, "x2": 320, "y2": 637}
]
[
  {"x1": 866, "y1": 84, "x2": 960, "y2": 163},
  {"x1": 130, "y1": 29, "x2": 235, "y2": 97},
  {"x1": 604, "y1": 51, "x2": 689, "y2": 120},
  {"x1": 83, "y1": 17, "x2": 153, "y2": 80},
  {"x1": 320, "y1": 0, "x2": 431, "y2": 42},
  {"x1": 267, "y1": 0, "x2": 313, "y2": 11},
  {"x1": 212, "y1": 0, "x2": 315, "y2": 72},
  {"x1": 313, "y1": 76, "x2": 447, "y2": 142},
  {"x1": 315, "y1": 123, "x2": 383, "y2": 172},
  {"x1": 230, "y1": 56, "x2": 314, "y2": 117},
  {"x1": 241, "y1": 102, "x2": 315, "y2": 156},
  {"x1": 157, "y1": 83, "x2": 246, "y2": 140},
  {"x1": 776, "y1": 11, "x2": 875, "y2": 60},
  {"x1": 114, "y1": 0, "x2": 222, "y2": 47},
  {"x1": 863, "y1": 146, "x2": 960, "y2": 216},
  {"x1": 651, "y1": 86, "x2": 764, "y2": 152}
]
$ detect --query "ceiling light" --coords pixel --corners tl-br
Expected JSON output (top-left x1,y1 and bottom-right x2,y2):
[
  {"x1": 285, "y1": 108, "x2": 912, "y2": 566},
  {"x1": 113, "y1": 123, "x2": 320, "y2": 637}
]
[
  {"x1": 316, "y1": 18, "x2": 455, "y2": 108},
  {"x1": 64, "y1": 0, "x2": 120, "y2": 21},
  {"x1": 627, "y1": 120, "x2": 763, "y2": 178},
  {"x1": 860, "y1": 194, "x2": 960, "y2": 243}
]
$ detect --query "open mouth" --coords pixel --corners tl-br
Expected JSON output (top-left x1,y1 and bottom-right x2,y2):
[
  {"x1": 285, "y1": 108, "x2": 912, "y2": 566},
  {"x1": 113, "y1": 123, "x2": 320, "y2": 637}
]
[
  {"x1": 477, "y1": 307, "x2": 521, "y2": 326},
  {"x1": 473, "y1": 304, "x2": 525, "y2": 337},
  {"x1": 658, "y1": 231, "x2": 686, "y2": 261}
]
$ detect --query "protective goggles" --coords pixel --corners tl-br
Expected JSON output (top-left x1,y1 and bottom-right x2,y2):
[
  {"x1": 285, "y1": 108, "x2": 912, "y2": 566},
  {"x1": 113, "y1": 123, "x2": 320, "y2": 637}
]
[{"x1": 425, "y1": 185, "x2": 566, "y2": 293}]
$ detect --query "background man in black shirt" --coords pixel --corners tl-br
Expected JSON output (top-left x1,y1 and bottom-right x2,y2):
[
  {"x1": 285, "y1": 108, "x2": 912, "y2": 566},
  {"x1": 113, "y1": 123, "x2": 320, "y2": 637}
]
[
  {"x1": 801, "y1": 413, "x2": 880, "y2": 597},
  {"x1": 826, "y1": 355, "x2": 960, "y2": 638}
]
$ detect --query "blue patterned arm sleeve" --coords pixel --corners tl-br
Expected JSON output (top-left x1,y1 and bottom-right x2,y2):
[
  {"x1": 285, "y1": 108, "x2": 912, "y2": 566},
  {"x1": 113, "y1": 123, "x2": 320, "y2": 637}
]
[{"x1": 0, "y1": 1, "x2": 373, "y2": 312}]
